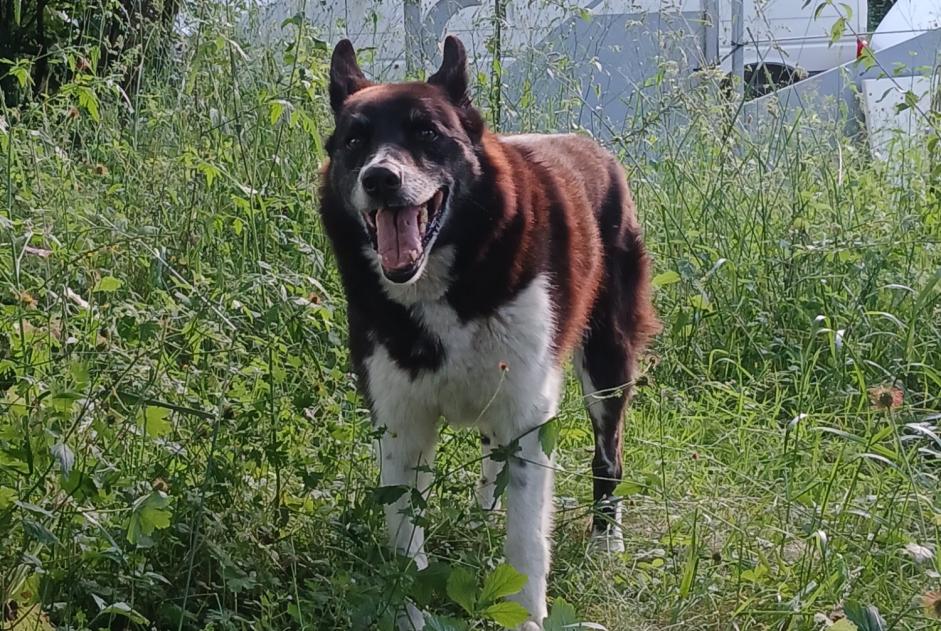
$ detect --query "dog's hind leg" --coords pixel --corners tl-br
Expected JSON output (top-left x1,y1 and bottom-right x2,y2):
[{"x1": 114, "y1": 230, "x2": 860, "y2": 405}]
[
  {"x1": 575, "y1": 336, "x2": 630, "y2": 554},
  {"x1": 577, "y1": 179, "x2": 658, "y2": 553}
]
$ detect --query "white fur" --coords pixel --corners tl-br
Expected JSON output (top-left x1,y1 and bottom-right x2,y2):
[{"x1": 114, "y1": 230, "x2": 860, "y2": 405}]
[
  {"x1": 589, "y1": 501, "x2": 625, "y2": 554},
  {"x1": 477, "y1": 438, "x2": 502, "y2": 512},
  {"x1": 352, "y1": 147, "x2": 440, "y2": 214},
  {"x1": 365, "y1": 273, "x2": 560, "y2": 629}
]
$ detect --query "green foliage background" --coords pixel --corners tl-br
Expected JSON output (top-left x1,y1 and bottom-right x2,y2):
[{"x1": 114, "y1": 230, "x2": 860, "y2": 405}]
[{"x1": 1, "y1": 1, "x2": 939, "y2": 630}]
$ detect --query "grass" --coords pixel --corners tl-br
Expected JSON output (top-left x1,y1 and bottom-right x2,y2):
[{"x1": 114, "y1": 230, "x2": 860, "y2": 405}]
[{"x1": 1, "y1": 5, "x2": 940, "y2": 630}]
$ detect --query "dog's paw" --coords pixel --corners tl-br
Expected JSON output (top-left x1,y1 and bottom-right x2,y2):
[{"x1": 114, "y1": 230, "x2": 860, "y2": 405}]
[{"x1": 589, "y1": 526, "x2": 625, "y2": 555}]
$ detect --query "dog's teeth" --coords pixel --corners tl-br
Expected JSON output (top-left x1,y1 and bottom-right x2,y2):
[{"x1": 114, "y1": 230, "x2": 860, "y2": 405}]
[{"x1": 407, "y1": 249, "x2": 420, "y2": 263}]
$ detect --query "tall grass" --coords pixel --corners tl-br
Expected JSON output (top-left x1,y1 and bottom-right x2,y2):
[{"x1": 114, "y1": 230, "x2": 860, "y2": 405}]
[{"x1": 1, "y1": 2, "x2": 939, "y2": 630}]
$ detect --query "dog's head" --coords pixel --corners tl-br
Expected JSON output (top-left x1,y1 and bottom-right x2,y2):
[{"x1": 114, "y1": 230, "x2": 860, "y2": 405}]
[{"x1": 325, "y1": 36, "x2": 484, "y2": 284}]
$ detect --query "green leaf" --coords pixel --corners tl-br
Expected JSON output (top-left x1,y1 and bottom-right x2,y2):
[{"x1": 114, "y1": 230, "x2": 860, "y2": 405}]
[
  {"x1": 829, "y1": 16, "x2": 846, "y2": 45},
  {"x1": 539, "y1": 419, "x2": 560, "y2": 457},
  {"x1": 196, "y1": 162, "x2": 220, "y2": 188},
  {"x1": 894, "y1": 90, "x2": 920, "y2": 114},
  {"x1": 23, "y1": 518, "x2": 60, "y2": 546},
  {"x1": 372, "y1": 484, "x2": 409, "y2": 505},
  {"x1": 543, "y1": 598, "x2": 578, "y2": 631},
  {"x1": 94, "y1": 275, "x2": 123, "y2": 293},
  {"x1": 857, "y1": 45, "x2": 876, "y2": 71},
  {"x1": 76, "y1": 86, "x2": 100, "y2": 121},
  {"x1": 445, "y1": 566, "x2": 477, "y2": 615},
  {"x1": 844, "y1": 601, "x2": 886, "y2": 631},
  {"x1": 740, "y1": 563, "x2": 768, "y2": 582},
  {"x1": 412, "y1": 562, "x2": 451, "y2": 606},
  {"x1": 480, "y1": 563, "x2": 528, "y2": 604},
  {"x1": 140, "y1": 406, "x2": 171, "y2": 437},
  {"x1": 97, "y1": 602, "x2": 149, "y2": 625},
  {"x1": 424, "y1": 615, "x2": 468, "y2": 631},
  {"x1": 483, "y1": 601, "x2": 530, "y2": 628},
  {"x1": 689, "y1": 294, "x2": 713, "y2": 312},
  {"x1": 830, "y1": 620, "x2": 859, "y2": 631},
  {"x1": 0, "y1": 486, "x2": 16, "y2": 510},
  {"x1": 613, "y1": 479, "x2": 643, "y2": 497},
  {"x1": 127, "y1": 491, "x2": 172, "y2": 544},
  {"x1": 269, "y1": 99, "x2": 291, "y2": 125},
  {"x1": 652, "y1": 270, "x2": 681, "y2": 288}
]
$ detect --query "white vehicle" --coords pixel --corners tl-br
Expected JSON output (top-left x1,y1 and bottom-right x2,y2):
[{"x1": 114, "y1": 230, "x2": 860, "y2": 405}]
[
  {"x1": 870, "y1": 0, "x2": 941, "y2": 50},
  {"x1": 246, "y1": 0, "x2": 868, "y2": 95},
  {"x1": 710, "y1": 0, "x2": 868, "y2": 76}
]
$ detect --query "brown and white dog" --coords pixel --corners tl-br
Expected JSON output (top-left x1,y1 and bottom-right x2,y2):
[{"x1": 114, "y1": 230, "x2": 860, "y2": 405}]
[{"x1": 319, "y1": 36, "x2": 658, "y2": 629}]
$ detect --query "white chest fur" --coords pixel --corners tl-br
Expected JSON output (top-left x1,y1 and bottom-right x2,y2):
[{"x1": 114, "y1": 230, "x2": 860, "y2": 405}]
[{"x1": 364, "y1": 271, "x2": 561, "y2": 433}]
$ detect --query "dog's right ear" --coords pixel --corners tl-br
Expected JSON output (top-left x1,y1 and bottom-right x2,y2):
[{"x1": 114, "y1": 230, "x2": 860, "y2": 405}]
[{"x1": 329, "y1": 39, "x2": 370, "y2": 113}]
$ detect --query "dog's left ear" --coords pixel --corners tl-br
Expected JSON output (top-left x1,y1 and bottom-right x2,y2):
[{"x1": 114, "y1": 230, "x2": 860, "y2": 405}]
[{"x1": 428, "y1": 35, "x2": 470, "y2": 107}]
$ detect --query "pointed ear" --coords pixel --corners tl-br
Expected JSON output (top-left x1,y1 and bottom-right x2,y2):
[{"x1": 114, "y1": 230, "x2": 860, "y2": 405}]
[
  {"x1": 428, "y1": 35, "x2": 470, "y2": 107},
  {"x1": 329, "y1": 39, "x2": 370, "y2": 113}
]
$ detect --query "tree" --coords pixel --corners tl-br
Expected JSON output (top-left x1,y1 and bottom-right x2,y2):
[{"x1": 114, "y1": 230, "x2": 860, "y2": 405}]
[{"x1": 868, "y1": 0, "x2": 895, "y2": 31}]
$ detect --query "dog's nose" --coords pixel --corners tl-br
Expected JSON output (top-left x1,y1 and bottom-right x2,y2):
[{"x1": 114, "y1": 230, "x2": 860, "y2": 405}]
[{"x1": 362, "y1": 165, "x2": 401, "y2": 198}]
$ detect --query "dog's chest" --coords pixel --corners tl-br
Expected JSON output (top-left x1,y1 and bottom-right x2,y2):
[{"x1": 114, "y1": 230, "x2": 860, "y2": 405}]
[{"x1": 364, "y1": 275, "x2": 555, "y2": 427}]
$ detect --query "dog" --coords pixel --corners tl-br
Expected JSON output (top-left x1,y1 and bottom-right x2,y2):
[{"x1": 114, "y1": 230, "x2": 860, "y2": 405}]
[{"x1": 319, "y1": 35, "x2": 659, "y2": 629}]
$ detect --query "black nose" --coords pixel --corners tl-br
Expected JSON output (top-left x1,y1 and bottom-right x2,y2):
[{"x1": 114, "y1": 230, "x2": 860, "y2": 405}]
[{"x1": 362, "y1": 165, "x2": 401, "y2": 198}]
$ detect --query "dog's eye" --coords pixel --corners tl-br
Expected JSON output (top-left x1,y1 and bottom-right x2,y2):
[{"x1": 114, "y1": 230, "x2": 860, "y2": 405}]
[
  {"x1": 345, "y1": 135, "x2": 363, "y2": 149},
  {"x1": 416, "y1": 127, "x2": 438, "y2": 141}
]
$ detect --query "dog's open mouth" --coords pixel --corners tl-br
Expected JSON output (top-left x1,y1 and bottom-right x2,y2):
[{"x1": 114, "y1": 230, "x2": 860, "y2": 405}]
[{"x1": 363, "y1": 187, "x2": 448, "y2": 282}]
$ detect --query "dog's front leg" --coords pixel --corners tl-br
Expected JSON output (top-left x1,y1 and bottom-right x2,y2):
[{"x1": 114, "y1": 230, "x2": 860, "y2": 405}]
[
  {"x1": 501, "y1": 428, "x2": 554, "y2": 627},
  {"x1": 377, "y1": 418, "x2": 437, "y2": 571},
  {"x1": 377, "y1": 417, "x2": 437, "y2": 630}
]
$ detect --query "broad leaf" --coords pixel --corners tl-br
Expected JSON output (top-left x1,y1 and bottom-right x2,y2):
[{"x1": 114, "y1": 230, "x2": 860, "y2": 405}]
[
  {"x1": 445, "y1": 567, "x2": 477, "y2": 615},
  {"x1": 98, "y1": 602, "x2": 149, "y2": 625},
  {"x1": 543, "y1": 598, "x2": 578, "y2": 631},
  {"x1": 480, "y1": 563, "x2": 527, "y2": 604},
  {"x1": 652, "y1": 270, "x2": 680, "y2": 288},
  {"x1": 127, "y1": 491, "x2": 172, "y2": 544},
  {"x1": 424, "y1": 614, "x2": 468, "y2": 631},
  {"x1": 140, "y1": 406, "x2": 171, "y2": 437},
  {"x1": 483, "y1": 601, "x2": 530, "y2": 628},
  {"x1": 94, "y1": 275, "x2": 123, "y2": 293},
  {"x1": 372, "y1": 485, "x2": 409, "y2": 505},
  {"x1": 0, "y1": 486, "x2": 16, "y2": 510},
  {"x1": 539, "y1": 419, "x2": 560, "y2": 457},
  {"x1": 844, "y1": 601, "x2": 886, "y2": 631}
]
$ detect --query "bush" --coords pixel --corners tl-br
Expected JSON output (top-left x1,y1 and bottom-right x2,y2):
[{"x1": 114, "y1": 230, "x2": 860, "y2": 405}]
[{"x1": 0, "y1": 0, "x2": 180, "y2": 107}]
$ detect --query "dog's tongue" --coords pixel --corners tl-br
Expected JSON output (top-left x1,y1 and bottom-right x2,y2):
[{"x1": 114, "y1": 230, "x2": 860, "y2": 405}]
[{"x1": 375, "y1": 206, "x2": 422, "y2": 271}]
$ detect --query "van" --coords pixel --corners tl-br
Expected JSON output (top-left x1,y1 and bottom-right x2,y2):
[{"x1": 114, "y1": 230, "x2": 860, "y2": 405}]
[
  {"x1": 246, "y1": 0, "x2": 869, "y2": 98},
  {"x1": 708, "y1": 0, "x2": 869, "y2": 95}
]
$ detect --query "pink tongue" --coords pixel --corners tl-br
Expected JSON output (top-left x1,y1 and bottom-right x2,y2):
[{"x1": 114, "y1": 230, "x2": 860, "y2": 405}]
[{"x1": 375, "y1": 206, "x2": 423, "y2": 271}]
